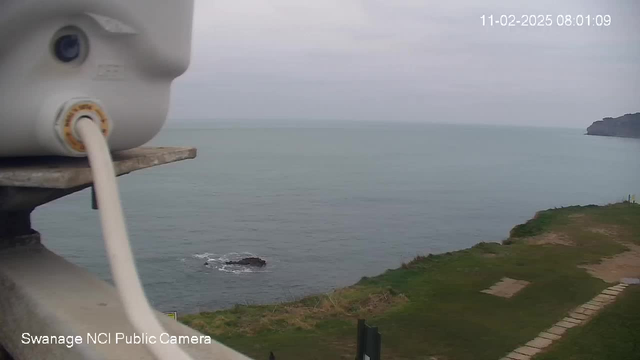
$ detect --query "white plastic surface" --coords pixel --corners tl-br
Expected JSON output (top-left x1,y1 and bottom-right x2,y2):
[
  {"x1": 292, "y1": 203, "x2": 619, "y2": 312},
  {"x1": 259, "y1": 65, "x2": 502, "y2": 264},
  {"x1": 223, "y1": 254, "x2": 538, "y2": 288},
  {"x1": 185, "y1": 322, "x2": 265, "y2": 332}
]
[
  {"x1": 0, "y1": 0, "x2": 194, "y2": 157},
  {"x1": 76, "y1": 118, "x2": 194, "y2": 360},
  {"x1": 77, "y1": 118, "x2": 252, "y2": 360}
]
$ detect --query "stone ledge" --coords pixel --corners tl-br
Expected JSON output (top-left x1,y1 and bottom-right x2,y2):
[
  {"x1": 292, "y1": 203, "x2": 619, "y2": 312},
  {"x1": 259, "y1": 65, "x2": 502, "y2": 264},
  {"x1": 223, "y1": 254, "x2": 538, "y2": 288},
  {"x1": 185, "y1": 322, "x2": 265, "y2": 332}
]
[
  {"x1": 0, "y1": 147, "x2": 197, "y2": 189},
  {"x1": 0, "y1": 232, "x2": 40, "y2": 251},
  {"x1": 0, "y1": 245, "x2": 250, "y2": 360}
]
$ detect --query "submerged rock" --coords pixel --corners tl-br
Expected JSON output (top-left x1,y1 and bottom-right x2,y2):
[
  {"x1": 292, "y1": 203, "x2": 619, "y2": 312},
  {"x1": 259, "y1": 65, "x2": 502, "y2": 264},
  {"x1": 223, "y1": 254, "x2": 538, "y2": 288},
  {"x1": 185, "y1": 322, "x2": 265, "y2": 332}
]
[{"x1": 225, "y1": 257, "x2": 266, "y2": 267}]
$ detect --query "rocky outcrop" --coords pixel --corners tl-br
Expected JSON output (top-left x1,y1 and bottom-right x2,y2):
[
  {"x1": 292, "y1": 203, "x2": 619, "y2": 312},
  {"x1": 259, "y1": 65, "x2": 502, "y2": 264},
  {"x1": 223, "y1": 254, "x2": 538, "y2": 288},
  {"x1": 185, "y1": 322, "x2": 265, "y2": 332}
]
[
  {"x1": 586, "y1": 112, "x2": 640, "y2": 138},
  {"x1": 225, "y1": 257, "x2": 266, "y2": 267}
]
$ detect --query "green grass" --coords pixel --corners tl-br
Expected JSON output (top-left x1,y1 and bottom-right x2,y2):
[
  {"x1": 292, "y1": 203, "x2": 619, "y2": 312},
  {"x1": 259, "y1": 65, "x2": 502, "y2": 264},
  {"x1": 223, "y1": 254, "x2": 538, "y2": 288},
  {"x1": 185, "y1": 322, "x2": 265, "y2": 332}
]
[
  {"x1": 536, "y1": 286, "x2": 640, "y2": 360},
  {"x1": 181, "y1": 203, "x2": 640, "y2": 360}
]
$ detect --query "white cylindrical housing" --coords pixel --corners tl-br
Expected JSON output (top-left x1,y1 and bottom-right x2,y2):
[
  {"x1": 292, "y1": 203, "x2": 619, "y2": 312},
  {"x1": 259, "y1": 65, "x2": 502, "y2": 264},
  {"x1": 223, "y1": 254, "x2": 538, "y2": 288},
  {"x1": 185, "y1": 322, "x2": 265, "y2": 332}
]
[{"x1": 0, "y1": 0, "x2": 194, "y2": 157}]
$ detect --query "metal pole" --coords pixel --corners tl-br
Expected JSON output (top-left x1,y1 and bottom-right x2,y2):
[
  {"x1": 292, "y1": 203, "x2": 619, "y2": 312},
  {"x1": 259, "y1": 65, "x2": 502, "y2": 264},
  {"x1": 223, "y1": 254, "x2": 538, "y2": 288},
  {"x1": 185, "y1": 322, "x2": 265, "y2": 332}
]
[{"x1": 355, "y1": 319, "x2": 365, "y2": 360}]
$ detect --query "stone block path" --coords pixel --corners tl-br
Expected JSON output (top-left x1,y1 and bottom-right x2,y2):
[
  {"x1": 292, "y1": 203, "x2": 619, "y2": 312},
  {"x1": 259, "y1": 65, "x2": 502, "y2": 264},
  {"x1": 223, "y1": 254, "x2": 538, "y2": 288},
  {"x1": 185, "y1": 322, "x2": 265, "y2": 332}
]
[{"x1": 499, "y1": 283, "x2": 629, "y2": 360}]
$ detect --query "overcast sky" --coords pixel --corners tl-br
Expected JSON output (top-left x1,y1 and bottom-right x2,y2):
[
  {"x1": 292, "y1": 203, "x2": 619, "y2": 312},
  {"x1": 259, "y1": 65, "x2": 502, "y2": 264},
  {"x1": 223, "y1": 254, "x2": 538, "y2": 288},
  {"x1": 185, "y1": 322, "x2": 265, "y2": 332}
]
[{"x1": 168, "y1": 0, "x2": 639, "y2": 128}]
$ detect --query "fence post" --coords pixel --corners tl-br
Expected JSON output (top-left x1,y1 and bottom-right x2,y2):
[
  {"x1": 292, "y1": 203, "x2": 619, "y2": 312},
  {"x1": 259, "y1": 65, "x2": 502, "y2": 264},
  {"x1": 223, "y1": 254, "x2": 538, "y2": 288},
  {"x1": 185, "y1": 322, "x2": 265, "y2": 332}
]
[
  {"x1": 355, "y1": 319, "x2": 365, "y2": 360},
  {"x1": 355, "y1": 319, "x2": 381, "y2": 360}
]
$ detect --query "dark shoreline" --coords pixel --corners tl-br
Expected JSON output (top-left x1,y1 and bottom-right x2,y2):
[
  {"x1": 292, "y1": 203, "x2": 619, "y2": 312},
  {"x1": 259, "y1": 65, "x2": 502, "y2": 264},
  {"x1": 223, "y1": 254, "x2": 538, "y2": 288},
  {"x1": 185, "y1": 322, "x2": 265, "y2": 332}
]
[{"x1": 586, "y1": 112, "x2": 640, "y2": 139}]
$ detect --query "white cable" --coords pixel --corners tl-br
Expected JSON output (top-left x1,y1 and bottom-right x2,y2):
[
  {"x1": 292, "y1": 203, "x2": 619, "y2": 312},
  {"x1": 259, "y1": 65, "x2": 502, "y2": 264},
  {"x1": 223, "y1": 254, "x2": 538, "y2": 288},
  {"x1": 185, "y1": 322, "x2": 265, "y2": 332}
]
[
  {"x1": 77, "y1": 118, "x2": 252, "y2": 360},
  {"x1": 76, "y1": 118, "x2": 194, "y2": 360}
]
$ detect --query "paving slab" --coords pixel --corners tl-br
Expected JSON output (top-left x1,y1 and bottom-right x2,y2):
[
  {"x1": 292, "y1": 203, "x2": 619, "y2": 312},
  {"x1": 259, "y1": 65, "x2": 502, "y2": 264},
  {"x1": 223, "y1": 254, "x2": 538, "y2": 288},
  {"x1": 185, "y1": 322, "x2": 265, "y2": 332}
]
[
  {"x1": 480, "y1": 277, "x2": 530, "y2": 298},
  {"x1": 569, "y1": 312, "x2": 589, "y2": 320},
  {"x1": 588, "y1": 299, "x2": 605, "y2": 305},
  {"x1": 506, "y1": 352, "x2": 530, "y2": 360},
  {"x1": 514, "y1": 346, "x2": 541, "y2": 356},
  {"x1": 583, "y1": 304, "x2": 601, "y2": 311},
  {"x1": 573, "y1": 307, "x2": 588, "y2": 314},
  {"x1": 526, "y1": 337, "x2": 553, "y2": 349},
  {"x1": 556, "y1": 320, "x2": 577, "y2": 329},
  {"x1": 539, "y1": 332, "x2": 561, "y2": 341},
  {"x1": 563, "y1": 317, "x2": 582, "y2": 324},
  {"x1": 602, "y1": 289, "x2": 621, "y2": 296}
]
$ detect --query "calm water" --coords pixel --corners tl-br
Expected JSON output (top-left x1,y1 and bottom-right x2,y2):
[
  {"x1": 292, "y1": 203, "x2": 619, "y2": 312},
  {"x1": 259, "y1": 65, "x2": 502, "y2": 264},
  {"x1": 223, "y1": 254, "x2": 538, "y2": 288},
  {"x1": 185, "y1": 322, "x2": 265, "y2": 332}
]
[{"x1": 33, "y1": 122, "x2": 640, "y2": 314}]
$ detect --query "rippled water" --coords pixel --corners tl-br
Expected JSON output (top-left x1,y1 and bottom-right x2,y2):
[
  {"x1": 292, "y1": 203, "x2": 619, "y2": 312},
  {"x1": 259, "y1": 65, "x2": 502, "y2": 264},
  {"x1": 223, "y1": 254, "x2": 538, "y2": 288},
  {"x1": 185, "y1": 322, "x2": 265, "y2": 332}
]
[{"x1": 33, "y1": 121, "x2": 640, "y2": 314}]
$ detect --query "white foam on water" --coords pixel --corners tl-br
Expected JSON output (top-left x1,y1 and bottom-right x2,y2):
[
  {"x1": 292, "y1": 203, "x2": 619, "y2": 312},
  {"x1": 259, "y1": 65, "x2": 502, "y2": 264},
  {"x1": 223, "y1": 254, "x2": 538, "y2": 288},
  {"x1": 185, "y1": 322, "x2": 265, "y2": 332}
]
[
  {"x1": 192, "y1": 252, "x2": 269, "y2": 274},
  {"x1": 218, "y1": 264, "x2": 261, "y2": 274}
]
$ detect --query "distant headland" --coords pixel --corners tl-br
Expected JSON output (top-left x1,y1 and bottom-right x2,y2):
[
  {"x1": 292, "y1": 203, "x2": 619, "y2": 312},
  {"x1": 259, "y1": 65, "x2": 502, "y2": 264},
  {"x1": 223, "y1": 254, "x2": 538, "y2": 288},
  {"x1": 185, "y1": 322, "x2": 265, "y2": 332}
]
[{"x1": 586, "y1": 112, "x2": 640, "y2": 139}]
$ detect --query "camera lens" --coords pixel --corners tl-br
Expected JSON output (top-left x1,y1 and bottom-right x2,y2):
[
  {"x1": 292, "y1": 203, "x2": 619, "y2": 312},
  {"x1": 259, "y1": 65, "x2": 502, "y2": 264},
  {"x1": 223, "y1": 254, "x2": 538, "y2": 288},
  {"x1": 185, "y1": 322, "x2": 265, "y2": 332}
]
[
  {"x1": 54, "y1": 34, "x2": 81, "y2": 63},
  {"x1": 51, "y1": 27, "x2": 88, "y2": 65}
]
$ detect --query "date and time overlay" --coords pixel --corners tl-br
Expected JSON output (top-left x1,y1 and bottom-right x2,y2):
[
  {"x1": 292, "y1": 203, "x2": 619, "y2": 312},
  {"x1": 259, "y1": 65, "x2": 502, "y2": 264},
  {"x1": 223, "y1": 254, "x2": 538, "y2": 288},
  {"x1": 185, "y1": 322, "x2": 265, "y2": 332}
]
[{"x1": 481, "y1": 14, "x2": 611, "y2": 27}]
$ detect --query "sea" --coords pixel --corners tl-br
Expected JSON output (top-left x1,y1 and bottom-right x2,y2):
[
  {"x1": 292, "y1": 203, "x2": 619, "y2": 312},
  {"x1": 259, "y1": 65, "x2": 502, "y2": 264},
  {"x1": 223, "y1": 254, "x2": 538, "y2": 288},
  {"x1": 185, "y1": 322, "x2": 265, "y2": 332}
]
[{"x1": 32, "y1": 121, "x2": 640, "y2": 314}]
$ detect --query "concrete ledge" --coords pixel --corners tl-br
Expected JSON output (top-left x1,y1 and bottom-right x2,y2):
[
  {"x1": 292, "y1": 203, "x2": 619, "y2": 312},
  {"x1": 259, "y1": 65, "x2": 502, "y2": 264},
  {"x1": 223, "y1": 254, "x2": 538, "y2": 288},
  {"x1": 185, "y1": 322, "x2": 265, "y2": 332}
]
[
  {"x1": 0, "y1": 147, "x2": 197, "y2": 212},
  {"x1": 0, "y1": 147, "x2": 197, "y2": 189},
  {"x1": 0, "y1": 244, "x2": 250, "y2": 360},
  {"x1": 0, "y1": 232, "x2": 40, "y2": 251},
  {"x1": 0, "y1": 344, "x2": 13, "y2": 360}
]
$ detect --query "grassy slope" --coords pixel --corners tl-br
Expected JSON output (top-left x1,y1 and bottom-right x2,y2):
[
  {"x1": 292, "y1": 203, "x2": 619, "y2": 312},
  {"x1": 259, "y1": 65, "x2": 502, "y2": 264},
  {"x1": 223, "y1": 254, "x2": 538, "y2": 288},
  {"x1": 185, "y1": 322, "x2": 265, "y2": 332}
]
[
  {"x1": 536, "y1": 286, "x2": 640, "y2": 360},
  {"x1": 181, "y1": 203, "x2": 640, "y2": 360}
]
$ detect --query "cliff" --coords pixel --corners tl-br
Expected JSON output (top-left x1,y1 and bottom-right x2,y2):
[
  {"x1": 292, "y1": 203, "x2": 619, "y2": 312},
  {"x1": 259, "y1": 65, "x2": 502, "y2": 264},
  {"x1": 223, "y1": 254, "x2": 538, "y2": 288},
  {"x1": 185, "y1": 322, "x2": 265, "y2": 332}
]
[{"x1": 586, "y1": 112, "x2": 640, "y2": 138}]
